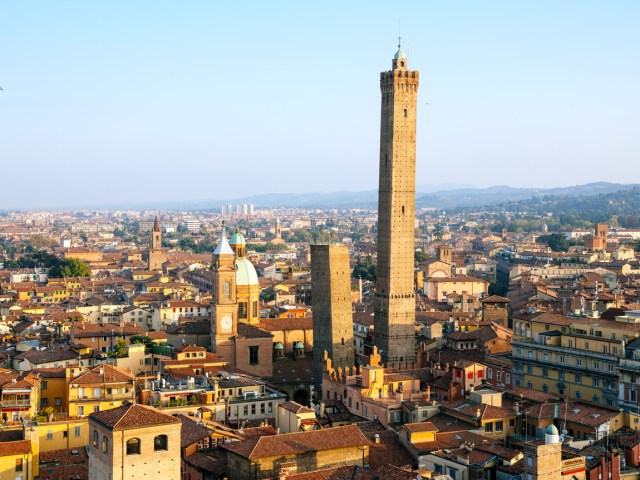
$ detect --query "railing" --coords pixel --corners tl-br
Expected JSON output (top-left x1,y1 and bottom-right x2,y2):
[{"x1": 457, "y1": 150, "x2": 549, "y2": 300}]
[
  {"x1": 513, "y1": 340, "x2": 619, "y2": 362},
  {"x1": 104, "y1": 392, "x2": 134, "y2": 400},
  {"x1": 1, "y1": 400, "x2": 31, "y2": 407},
  {"x1": 619, "y1": 359, "x2": 640, "y2": 373},
  {"x1": 70, "y1": 390, "x2": 134, "y2": 402}
]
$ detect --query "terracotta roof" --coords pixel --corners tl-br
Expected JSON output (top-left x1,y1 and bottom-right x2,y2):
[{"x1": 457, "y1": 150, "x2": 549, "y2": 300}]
[
  {"x1": 183, "y1": 451, "x2": 226, "y2": 474},
  {"x1": 258, "y1": 317, "x2": 313, "y2": 331},
  {"x1": 176, "y1": 414, "x2": 212, "y2": 448},
  {"x1": 278, "y1": 401, "x2": 315, "y2": 414},
  {"x1": 427, "y1": 413, "x2": 479, "y2": 433},
  {"x1": 39, "y1": 447, "x2": 89, "y2": 480},
  {"x1": 175, "y1": 345, "x2": 207, "y2": 353},
  {"x1": 13, "y1": 348, "x2": 78, "y2": 365},
  {"x1": 237, "y1": 323, "x2": 273, "y2": 339},
  {"x1": 89, "y1": 403, "x2": 180, "y2": 430},
  {"x1": 0, "y1": 440, "x2": 31, "y2": 456},
  {"x1": 403, "y1": 422, "x2": 438, "y2": 433},
  {"x1": 524, "y1": 402, "x2": 620, "y2": 427},
  {"x1": 222, "y1": 424, "x2": 369, "y2": 460},
  {"x1": 72, "y1": 364, "x2": 134, "y2": 385},
  {"x1": 33, "y1": 367, "x2": 67, "y2": 378},
  {"x1": 71, "y1": 322, "x2": 143, "y2": 338}
]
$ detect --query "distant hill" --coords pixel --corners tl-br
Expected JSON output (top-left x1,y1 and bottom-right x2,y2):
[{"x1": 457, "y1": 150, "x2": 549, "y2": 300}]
[
  {"x1": 486, "y1": 186, "x2": 640, "y2": 227},
  {"x1": 36, "y1": 182, "x2": 638, "y2": 211},
  {"x1": 223, "y1": 182, "x2": 639, "y2": 210},
  {"x1": 415, "y1": 182, "x2": 640, "y2": 209}
]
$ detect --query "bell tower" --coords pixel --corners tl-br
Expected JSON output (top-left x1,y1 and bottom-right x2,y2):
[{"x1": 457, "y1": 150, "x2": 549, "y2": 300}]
[
  {"x1": 210, "y1": 223, "x2": 238, "y2": 362},
  {"x1": 148, "y1": 216, "x2": 165, "y2": 271},
  {"x1": 374, "y1": 42, "x2": 419, "y2": 365}
]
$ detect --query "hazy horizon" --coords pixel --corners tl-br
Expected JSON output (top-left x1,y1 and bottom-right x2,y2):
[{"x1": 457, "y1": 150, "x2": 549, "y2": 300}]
[{"x1": 2, "y1": 1, "x2": 639, "y2": 209}]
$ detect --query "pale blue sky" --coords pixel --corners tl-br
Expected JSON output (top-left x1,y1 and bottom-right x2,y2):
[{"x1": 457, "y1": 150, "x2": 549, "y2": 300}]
[{"x1": 1, "y1": 1, "x2": 639, "y2": 209}]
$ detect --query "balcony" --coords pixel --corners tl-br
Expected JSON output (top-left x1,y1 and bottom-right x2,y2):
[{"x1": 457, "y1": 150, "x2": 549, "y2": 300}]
[
  {"x1": 513, "y1": 339, "x2": 619, "y2": 363},
  {"x1": 1, "y1": 399, "x2": 31, "y2": 407},
  {"x1": 619, "y1": 359, "x2": 640, "y2": 374},
  {"x1": 71, "y1": 392, "x2": 133, "y2": 402},
  {"x1": 104, "y1": 392, "x2": 134, "y2": 400}
]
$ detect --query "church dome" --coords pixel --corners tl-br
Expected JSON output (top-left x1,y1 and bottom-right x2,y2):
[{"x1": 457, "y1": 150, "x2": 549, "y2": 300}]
[
  {"x1": 274, "y1": 342, "x2": 284, "y2": 350},
  {"x1": 235, "y1": 257, "x2": 259, "y2": 286},
  {"x1": 230, "y1": 231, "x2": 246, "y2": 245},
  {"x1": 546, "y1": 424, "x2": 559, "y2": 436},
  {"x1": 394, "y1": 47, "x2": 406, "y2": 60}
]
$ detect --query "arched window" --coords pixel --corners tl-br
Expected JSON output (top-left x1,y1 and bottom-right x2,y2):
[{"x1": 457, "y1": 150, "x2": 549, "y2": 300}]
[
  {"x1": 154, "y1": 434, "x2": 168, "y2": 451},
  {"x1": 403, "y1": 108, "x2": 408, "y2": 117},
  {"x1": 102, "y1": 436, "x2": 109, "y2": 453},
  {"x1": 93, "y1": 430, "x2": 99, "y2": 448},
  {"x1": 222, "y1": 281, "x2": 231, "y2": 300},
  {"x1": 126, "y1": 438, "x2": 140, "y2": 455}
]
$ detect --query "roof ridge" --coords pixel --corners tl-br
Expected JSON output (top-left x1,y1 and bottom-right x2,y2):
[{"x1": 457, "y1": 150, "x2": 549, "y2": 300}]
[{"x1": 112, "y1": 403, "x2": 135, "y2": 429}]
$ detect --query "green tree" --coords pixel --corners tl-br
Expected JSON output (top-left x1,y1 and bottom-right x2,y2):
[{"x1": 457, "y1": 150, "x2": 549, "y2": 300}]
[
  {"x1": 179, "y1": 238, "x2": 197, "y2": 252},
  {"x1": 49, "y1": 258, "x2": 91, "y2": 278},
  {"x1": 27, "y1": 234, "x2": 56, "y2": 250},
  {"x1": 536, "y1": 234, "x2": 571, "y2": 252},
  {"x1": 353, "y1": 256, "x2": 376, "y2": 282},
  {"x1": 114, "y1": 339, "x2": 127, "y2": 357},
  {"x1": 414, "y1": 250, "x2": 430, "y2": 262},
  {"x1": 130, "y1": 335, "x2": 152, "y2": 345}
]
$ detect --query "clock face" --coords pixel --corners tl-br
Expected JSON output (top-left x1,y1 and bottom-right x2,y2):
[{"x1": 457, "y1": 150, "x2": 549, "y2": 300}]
[{"x1": 220, "y1": 316, "x2": 233, "y2": 332}]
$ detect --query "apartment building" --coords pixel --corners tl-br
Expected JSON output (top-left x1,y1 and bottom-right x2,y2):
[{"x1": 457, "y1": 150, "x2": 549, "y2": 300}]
[{"x1": 512, "y1": 311, "x2": 640, "y2": 408}]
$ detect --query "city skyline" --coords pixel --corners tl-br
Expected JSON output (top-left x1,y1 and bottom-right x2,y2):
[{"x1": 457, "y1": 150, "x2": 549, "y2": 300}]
[{"x1": 2, "y1": 1, "x2": 639, "y2": 209}]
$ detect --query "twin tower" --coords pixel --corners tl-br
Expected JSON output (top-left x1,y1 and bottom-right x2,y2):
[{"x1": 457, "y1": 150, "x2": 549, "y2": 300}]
[{"x1": 313, "y1": 45, "x2": 419, "y2": 383}]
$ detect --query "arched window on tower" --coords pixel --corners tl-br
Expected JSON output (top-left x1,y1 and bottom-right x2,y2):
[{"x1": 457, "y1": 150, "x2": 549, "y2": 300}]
[
  {"x1": 126, "y1": 438, "x2": 140, "y2": 455},
  {"x1": 223, "y1": 281, "x2": 231, "y2": 300},
  {"x1": 154, "y1": 434, "x2": 168, "y2": 451},
  {"x1": 404, "y1": 109, "x2": 408, "y2": 117}
]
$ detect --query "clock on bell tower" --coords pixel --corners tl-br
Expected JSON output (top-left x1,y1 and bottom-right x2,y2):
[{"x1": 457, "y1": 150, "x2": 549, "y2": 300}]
[{"x1": 210, "y1": 223, "x2": 238, "y2": 361}]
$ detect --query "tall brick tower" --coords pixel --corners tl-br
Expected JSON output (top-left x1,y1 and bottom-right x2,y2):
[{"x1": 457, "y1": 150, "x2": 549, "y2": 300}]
[
  {"x1": 311, "y1": 244, "x2": 355, "y2": 392},
  {"x1": 374, "y1": 43, "x2": 419, "y2": 365}
]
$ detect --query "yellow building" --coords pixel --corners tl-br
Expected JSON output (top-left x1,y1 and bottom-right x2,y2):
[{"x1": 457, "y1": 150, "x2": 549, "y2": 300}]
[
  {"x1": 67, "y1": 365, "x2": 135, "y2": 417},
  {"x1": 0, "y1": 373, "x2": 41, "y2": 423},
  {"x1": 34, "y1": 368, "x2": 68, "y2": 414},
  {"x1": 398, "y1": 421, "x2": 437, "y2": 446},
  {"x1": 0, "y1": 439, "x2": 35, "y2": 480},
  {"x1": 424, "y1": 275, "x2": 488, "y2": 301},
  {"x1": 37, "y1": 417, "x2": 89, "y2": 452},
  {"x1": 31, "y1": 286, "x2": 70, "y2": 304},
  {"x1": 512, "y1": 312, "x2": 638, "y2": 407}
]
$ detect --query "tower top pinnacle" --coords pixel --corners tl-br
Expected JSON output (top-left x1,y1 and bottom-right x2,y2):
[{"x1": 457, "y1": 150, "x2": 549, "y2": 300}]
[
  {"x1": 153, "y1": 216, "x2": 160, "y2": 232},
  {"x1": 214, "y1": 223, "x2": 234, "y2": 256},
  {"x1": 394, "y1": 32, "x2": 406, "y2": 61}
]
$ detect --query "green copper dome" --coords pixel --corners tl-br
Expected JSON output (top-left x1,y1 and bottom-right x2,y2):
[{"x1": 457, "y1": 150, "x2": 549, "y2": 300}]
[
  {"x1": 274, "y1": 342, "x2": 284, "y2": 350},
  {"x1": 394, "y1": 47, "x2": 406, "y2": 60},
  {"x1": 235, "y1": 257, "x2": 259, "y2": 286},
  {"x1": 230, "y1": 231, "x2": 246, "y2": 245},
  {"x1": 294, "y1": 341, "x2": 304, "y2": 349}
]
